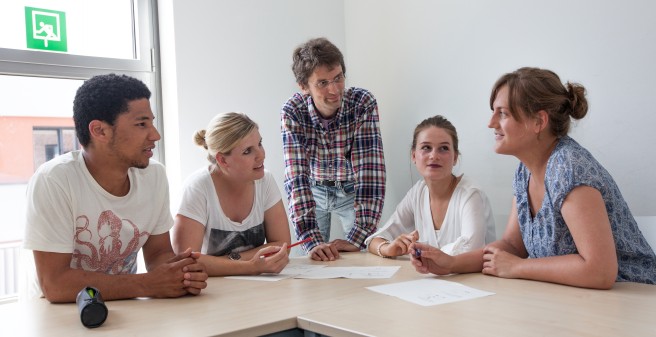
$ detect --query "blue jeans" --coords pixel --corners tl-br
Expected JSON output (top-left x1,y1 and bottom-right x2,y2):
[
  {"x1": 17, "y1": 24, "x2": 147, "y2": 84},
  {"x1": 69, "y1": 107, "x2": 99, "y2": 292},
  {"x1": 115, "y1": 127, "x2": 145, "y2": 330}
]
[{"x1": 311, "y1": 181, "x2": 356, "y2": 242}]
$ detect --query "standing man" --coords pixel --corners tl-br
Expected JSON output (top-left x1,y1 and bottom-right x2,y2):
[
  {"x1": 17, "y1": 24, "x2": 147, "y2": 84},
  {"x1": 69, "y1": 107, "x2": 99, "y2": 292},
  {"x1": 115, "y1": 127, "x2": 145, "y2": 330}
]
[
  {"x1": 24, "y1": 74, "x2": 207, "y2": 303},
  {"x1": 281, "y1": 37, "x2": 386, "y2": 261}
]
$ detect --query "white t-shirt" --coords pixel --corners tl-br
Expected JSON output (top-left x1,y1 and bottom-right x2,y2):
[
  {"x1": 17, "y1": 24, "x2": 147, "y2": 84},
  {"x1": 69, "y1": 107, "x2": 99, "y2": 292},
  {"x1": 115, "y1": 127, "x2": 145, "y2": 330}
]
[
  {"x1": 24, "y1": 150, "x2": 173, "y2": 274},
  {"x1": 365, "y1": 175, "x2": 495, "y2": 256},
  {"x1": 177, "y1": 167, "x2": 282, "y2": 256}
]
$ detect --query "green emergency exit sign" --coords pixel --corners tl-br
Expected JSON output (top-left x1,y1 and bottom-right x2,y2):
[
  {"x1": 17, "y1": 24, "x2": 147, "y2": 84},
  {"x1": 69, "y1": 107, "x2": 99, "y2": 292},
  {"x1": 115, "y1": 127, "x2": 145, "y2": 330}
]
[{"x1": 25, "y1": 7, "x2": 67, "y2": 52}]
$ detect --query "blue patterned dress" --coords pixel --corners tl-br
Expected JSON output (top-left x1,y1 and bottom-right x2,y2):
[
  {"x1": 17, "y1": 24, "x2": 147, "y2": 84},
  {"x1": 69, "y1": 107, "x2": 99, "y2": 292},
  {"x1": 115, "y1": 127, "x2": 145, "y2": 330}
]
[{"x1": 514, "y1": 136, "x2": 656, "y2": 284}]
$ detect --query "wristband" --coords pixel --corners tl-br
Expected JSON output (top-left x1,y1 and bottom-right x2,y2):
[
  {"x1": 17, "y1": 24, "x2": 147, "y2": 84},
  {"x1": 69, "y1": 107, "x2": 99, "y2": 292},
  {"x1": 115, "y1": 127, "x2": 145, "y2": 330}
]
[{"x1": 376, "y1": 240, "x2": 392, "y2": 258}]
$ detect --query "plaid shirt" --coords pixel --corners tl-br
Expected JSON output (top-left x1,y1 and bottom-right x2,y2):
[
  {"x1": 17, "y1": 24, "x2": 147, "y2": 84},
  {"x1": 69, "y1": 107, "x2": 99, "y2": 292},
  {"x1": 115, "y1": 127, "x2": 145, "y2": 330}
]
[{"x1": 280, "y1": 87, "x2": 386, "y2": 252}]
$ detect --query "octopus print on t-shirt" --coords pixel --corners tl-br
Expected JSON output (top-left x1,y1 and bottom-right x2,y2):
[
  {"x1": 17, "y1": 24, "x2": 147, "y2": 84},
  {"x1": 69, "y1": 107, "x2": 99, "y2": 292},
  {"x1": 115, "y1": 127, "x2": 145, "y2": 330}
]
[
  {"x1": 72, "y1": 210, "x2": 150, "y2": 274},
  {"x1": 207, "y1": 223, "x2": 266, "y2": 256}
]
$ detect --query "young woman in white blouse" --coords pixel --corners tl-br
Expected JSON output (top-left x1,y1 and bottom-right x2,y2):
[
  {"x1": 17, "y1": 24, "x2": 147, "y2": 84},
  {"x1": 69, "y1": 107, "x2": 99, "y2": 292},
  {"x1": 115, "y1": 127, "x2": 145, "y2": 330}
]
[
  {"x1": 172, "y1": 112, "x2": 291, "y2": 276},
  {"x1": 366, "y1": 115, "x2": 495, "y2": 258}
]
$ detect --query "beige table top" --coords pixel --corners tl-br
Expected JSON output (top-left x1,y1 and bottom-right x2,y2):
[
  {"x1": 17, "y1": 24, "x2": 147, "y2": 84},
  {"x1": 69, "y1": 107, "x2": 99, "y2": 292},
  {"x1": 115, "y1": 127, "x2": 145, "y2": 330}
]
[
  {"x1": 1, "y1": 252, "x2": 654, "y2": 336},
  {"x1": 297, "y1": 254, "x2": 656, "y2": 336}
]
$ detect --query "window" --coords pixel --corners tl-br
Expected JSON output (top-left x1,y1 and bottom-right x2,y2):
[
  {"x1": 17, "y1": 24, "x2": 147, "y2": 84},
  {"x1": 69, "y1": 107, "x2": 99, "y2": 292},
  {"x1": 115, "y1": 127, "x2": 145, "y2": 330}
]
[
  {"x1": 32, "y1": 127, "x2": 80, "y2": 169},
  {"x1": 0, "y1": 0, "x2": 161, "y2": 302},
  {"x1": 1, "y1": 1, "x2": 136, "y2": 59}
]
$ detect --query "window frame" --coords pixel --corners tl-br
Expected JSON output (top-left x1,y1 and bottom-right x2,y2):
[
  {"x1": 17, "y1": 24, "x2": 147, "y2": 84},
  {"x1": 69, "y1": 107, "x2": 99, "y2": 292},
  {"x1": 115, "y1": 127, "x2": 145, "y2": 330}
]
[
  {"x1": 0, "y1": 0, "x2": 163, "y2": 160},
  {"x1": 0, "y1": 0, "x2": 154, "y2": 76}
]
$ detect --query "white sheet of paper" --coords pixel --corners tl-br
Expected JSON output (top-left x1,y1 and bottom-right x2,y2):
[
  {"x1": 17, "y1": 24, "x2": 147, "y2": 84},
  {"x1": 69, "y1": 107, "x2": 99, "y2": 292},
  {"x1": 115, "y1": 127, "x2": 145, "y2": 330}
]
[
  {"x1": 293, "y1": 266, "x2": 400, "y2": 279},
  {"x1": 366, "y1": 278, "x2": 495, "y2": 306},
  {"x1": 224, "y1": 264, "x2": 327, "y2": 281}
]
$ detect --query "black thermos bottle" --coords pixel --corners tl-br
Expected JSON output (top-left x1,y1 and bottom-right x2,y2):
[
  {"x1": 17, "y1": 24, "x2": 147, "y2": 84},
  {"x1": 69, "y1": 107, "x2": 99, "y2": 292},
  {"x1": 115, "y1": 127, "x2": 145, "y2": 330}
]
[{"x1": 76, "y1": 286, "x2": 108, "y2": 328}]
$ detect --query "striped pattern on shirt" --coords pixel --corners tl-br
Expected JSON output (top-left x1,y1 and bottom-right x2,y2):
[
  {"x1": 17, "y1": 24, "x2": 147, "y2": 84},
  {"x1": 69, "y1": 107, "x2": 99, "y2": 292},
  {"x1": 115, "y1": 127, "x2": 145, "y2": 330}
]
[{"x1": 280, "y1": 87, "x2": 386, "y2": 251}]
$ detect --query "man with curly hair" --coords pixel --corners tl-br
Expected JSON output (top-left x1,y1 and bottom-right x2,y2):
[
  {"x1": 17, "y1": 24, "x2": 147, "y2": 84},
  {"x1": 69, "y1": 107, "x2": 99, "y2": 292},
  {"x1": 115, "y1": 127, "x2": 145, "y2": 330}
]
[{"x1": 24, "y1": 74, "x2": 207, "y2": 302}]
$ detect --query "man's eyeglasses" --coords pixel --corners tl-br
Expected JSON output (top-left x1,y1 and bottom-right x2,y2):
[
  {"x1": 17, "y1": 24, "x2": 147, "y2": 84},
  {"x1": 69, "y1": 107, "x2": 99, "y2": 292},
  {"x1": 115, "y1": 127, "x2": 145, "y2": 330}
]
[{"x1": 314, "y1": 74, "x2": 345, "y2": 90}]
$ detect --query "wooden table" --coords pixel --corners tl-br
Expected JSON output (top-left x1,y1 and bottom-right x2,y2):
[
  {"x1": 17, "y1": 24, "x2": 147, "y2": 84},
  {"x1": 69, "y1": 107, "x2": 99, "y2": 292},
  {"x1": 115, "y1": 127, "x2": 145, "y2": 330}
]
[{"x1": 1, "y1": 252, "x2": 654, "y2": 336}]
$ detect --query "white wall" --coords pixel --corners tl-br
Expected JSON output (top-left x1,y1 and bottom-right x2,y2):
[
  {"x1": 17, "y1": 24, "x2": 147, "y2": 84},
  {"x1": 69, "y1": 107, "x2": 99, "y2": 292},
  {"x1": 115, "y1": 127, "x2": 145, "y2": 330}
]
[
  {"x1": 159, "y1": 0, "x2": 346, "y2": 207},
  {"x1": 160, "y1": 0, "x2": 656, "y2": 242},
  {"x1": 343, "y1": 0, "x2": 656, "y2": 237}
]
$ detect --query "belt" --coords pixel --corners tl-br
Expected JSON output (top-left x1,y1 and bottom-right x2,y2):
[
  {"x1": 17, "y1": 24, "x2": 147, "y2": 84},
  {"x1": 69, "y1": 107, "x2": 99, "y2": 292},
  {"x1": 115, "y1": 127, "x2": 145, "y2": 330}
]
[{"x1": 315, "y1": 180, "x2": 339, "y2": 187}]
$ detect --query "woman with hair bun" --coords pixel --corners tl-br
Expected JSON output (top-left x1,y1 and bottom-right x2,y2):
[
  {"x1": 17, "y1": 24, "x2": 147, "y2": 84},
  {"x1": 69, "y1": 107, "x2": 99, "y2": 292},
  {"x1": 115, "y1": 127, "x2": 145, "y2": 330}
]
[
  {"x1": 172, "y1": 112, "x2": 291, "y2": 276},
  {"x1": 410, "y1": 67, "x2": 656, "y2": 289}
]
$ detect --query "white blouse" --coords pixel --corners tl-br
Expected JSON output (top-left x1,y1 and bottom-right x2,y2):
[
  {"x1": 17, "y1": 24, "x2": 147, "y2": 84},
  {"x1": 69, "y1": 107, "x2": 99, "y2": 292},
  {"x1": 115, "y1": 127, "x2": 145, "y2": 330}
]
[{"x1": 365, "y1": 175, "x2": 495, "y2": 256}]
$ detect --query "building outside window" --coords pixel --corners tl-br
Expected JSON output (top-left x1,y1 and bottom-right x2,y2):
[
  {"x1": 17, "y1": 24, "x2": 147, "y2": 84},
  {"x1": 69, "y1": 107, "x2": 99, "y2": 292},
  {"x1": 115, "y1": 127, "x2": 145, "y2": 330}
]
[{"x1": 33, "y1": 127, "x2": 80, "y2": 169}]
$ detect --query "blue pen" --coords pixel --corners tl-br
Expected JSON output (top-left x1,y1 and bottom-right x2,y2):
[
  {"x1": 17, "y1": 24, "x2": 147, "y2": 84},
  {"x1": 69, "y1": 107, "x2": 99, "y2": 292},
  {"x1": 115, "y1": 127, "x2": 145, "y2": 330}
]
[{"x1": 414, "y1": 248, "x2": 422, "y2": 259}]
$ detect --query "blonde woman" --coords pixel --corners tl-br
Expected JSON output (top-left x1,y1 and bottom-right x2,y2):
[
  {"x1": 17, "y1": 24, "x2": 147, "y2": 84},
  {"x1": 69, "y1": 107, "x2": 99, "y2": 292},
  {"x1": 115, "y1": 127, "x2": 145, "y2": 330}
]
[{"x1": 173, "y1": 112, "x2": 291, "y2": 276}]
